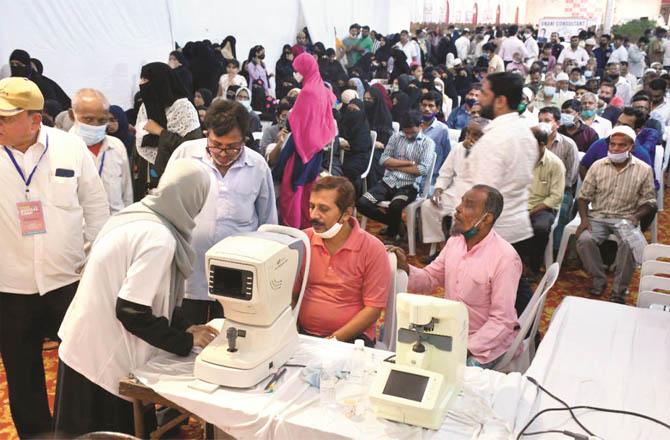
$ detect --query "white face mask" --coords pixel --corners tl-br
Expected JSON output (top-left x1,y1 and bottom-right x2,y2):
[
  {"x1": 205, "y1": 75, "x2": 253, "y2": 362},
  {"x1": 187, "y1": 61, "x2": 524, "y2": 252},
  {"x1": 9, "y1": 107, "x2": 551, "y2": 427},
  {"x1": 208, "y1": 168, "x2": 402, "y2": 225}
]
[
  {"x1": 538, "y1": 122, "x2": 554, "y2": 135},
  {"x1": 75, "y1": 120, "x2": 107, "y2": 146},
  {"x1": 293, "y1": 72, "x2": 304, "y2": 83},
  {"x1": 392, "y1": 84, "x2": 400, "y2": 93},
  {"x1": 238, "y1": 99, "x2": 252, "y2": 111},
  {"x1": 314, "y1": 220, "x2": 343, "y2": 239},
  {"x1": 608, "y1": 151, "x2": 630, "y2": 163}
]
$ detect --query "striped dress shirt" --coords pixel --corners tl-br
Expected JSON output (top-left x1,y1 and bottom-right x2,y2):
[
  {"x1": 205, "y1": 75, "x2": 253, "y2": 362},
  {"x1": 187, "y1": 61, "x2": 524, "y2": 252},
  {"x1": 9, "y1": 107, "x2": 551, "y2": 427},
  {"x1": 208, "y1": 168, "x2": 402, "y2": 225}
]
[
  {"x1": 579, "y1": 156, "x2": 656, "y2": 219},
  {"x1": 380, "y1": 132, "x2": 436, "y2": 190}
]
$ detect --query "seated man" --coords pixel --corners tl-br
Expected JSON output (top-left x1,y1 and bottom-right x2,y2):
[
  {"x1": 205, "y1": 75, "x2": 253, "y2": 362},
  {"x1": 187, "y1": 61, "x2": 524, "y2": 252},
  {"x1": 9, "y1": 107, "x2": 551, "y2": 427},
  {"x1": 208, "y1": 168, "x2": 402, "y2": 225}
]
[
  {"x1": 357, "y1": 110, "x2": 435, "y2": 242},
  {"x1": 298, "y1": 176, "x2": 390, "y2": 346},
  {"x1": 558, "y1": 99, "x2": 599, "y2": 152},
  {"x1": 420, "y1": 117, "x2": 489, "y2": 262},
  {"x1": 526, "y1": 126, "x2": 565, "y2": 273},
  {"x1": 580, "y1": 106, "x2": 659, "y2": 194},
  {"x1": 390, "y1": 185, "x2": 522, "y2": 368},
  {"x1": 446, "y1": 83, "x2": 481, "y2": 129},
  {"x1": 576, "y1": 126, "x2": 657, "y2": 303}
]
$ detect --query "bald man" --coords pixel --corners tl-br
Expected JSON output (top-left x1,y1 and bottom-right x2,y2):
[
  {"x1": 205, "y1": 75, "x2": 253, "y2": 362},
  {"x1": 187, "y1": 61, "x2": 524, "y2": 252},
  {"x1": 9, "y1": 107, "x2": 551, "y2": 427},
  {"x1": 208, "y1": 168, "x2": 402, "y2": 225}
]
[{"x1": 69, "y1": 88, "x2": 132, "y2": 213}]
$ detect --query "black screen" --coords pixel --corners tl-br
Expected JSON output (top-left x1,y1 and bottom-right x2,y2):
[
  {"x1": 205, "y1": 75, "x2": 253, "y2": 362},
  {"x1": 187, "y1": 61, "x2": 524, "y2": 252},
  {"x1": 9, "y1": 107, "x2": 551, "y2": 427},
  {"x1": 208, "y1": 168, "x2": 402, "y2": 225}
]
[
  {"x1": 382, "y1": 370, "x2": 429, "y2": 402},
  {"x1": 209, "y1": 266, "x2": 252, "y2": 300}
]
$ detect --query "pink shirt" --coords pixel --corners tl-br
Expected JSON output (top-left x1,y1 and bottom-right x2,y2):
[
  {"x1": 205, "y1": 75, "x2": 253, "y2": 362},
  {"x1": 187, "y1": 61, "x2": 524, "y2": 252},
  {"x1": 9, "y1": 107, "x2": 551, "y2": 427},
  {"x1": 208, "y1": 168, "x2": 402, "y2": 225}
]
[
  {"x1": 408, "y1": 230, "x2": 521, "y2": 363},
  {"x1": 298, "y1": 218, "x2": 390, "y2": 341}
]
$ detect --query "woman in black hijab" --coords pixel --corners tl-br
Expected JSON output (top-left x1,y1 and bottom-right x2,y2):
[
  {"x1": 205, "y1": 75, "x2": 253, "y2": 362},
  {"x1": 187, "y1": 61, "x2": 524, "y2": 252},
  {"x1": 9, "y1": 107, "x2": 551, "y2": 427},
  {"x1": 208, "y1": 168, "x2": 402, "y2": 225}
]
[
  {"x1": 189, "y1": 42, "x2": 222, "y2": 95},
  {"x1": 194, "y1": 87, "x2": 213, "y2": 108},
  {"x1": 389, "y1": 49, "x2": 410, "y2": 83},
  {"x1": 322, "y1": 48, "x2": 348, "y2": 96},
  {"x1": 169, "y1": 50, "x2": 194, "y2": 98},
  {"x1": 134, "y1": 62, "x2": 202, "y2": 197},
  {"x1": 397, "y1": 73, "x2": 422, "y2": 108},
  {"x1": 220, "y1": 36, "x2": 237, "y2": 61},
  {"x1": 373, "y1": 35, "x2": 392, "y2": 79},
  {"x1": 9, "y1": 50, "x2": 71, "y2": 109},
  {"x1": 338, "y1": 98, "x2": 372, "y2": 196},
  {"x1": 275, "y1": 44, "x2": 297, "y2": 100},
  {"x1": 363, "y1": 87, "x2": 394, "y2": 187},
  {"x1": 391, "y1": 91, "x2": 411, "y2": 123}
]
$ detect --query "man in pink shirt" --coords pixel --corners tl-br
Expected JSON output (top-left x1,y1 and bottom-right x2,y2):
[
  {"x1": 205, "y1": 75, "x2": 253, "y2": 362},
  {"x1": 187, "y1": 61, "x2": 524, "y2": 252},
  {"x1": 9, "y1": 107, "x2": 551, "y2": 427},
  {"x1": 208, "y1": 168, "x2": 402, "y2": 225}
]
[
  {"x1": 296, "y1": 176, "x2": 390, "y2": 346},
  {"x1": 390, "y1": 185, "x2": 521, "y2": 367}
]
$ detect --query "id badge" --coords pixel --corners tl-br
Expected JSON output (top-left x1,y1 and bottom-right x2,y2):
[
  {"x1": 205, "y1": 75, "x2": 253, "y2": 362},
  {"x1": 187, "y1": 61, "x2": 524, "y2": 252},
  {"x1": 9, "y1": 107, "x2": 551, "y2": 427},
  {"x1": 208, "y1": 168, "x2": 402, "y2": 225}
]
[{"x1": 17, "y1": 200, "x2": 47, "y2": 236}]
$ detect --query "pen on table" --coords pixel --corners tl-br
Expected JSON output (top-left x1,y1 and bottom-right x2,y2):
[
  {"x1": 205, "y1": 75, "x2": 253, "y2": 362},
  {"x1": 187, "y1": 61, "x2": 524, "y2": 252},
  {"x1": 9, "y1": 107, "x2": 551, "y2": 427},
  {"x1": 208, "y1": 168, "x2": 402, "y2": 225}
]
[{"x1": 264, "y1": 367, "x2": 287, "y2": 391}]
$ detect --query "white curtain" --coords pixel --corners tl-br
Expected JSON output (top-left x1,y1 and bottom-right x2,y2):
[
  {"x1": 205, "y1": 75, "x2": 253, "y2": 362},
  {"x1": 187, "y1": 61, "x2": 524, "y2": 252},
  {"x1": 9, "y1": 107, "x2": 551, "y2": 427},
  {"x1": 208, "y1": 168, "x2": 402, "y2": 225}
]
[{"x1": 0, "y1": 0, "x2": 408, "y2": 109}]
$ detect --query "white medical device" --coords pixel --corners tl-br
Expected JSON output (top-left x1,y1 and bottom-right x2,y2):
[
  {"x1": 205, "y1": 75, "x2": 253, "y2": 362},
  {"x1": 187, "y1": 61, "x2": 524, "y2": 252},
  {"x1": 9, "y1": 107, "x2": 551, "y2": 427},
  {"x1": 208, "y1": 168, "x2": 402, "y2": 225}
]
[
  {"x1": 369, "y1": 293, "x2": 468, "y2": 430},
  {"x1": 194, "y1": 225, "x2": 310, "y2": 388}
]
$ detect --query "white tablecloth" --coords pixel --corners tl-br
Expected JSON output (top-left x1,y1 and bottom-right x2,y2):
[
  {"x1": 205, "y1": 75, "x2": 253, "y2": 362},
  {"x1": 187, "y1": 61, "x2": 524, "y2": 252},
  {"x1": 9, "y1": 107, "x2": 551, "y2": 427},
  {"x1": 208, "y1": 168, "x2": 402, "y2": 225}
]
[
  {"x1": 514, "y1": 296, "x2": 670, "y2": 439},
  {"x1": 133, "y1": 324, "x2": 526, "y2": 440}
]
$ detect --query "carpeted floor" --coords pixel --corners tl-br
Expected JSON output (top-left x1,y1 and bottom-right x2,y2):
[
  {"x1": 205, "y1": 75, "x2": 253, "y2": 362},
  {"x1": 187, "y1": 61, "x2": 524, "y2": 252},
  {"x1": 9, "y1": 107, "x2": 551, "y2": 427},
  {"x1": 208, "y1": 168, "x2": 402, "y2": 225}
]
[{"x1": 1, "y1": 197, "x2": 668, "y2": 439}]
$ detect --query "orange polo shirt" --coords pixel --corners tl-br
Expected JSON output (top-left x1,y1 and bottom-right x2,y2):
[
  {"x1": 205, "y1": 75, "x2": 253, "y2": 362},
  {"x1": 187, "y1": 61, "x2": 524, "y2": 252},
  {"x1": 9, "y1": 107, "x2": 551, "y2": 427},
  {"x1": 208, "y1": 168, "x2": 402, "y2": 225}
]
[{"x1": 298, "y1": 218, "x2": 390, "y2": 341}]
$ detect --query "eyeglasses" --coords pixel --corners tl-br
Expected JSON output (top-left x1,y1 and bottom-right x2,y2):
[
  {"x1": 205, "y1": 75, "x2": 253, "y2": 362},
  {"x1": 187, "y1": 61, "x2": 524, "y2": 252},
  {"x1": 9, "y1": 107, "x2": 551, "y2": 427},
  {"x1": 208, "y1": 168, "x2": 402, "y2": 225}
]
[{"x1": 206, "y1": 140, "x2": 245, "y2": 155}]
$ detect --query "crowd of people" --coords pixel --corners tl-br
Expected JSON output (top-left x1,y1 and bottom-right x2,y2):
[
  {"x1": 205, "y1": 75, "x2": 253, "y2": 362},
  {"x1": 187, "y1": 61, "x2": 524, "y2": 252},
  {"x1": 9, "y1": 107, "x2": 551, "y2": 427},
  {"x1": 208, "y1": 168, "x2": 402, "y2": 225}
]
[{"x1": 0, "y1": 20, "x2": 665, "y2": 438}]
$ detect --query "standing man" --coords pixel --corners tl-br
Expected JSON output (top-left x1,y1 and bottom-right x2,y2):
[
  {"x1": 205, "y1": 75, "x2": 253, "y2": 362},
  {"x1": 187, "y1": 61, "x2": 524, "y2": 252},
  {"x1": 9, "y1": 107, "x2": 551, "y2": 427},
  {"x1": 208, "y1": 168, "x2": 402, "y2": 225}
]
[
  {"x1": 455, "y1": 29, "x2": 471, "y2": 62},
  {"x1": 469, "y1": 72, "x2": 538, "y2": 248},
  {"x1": 499, "y1": 29, "x2": 528, "y2": 65},
  {"x1": 608, "y1": 35, "x2": 629, "y2": 64},
  {"x1": 395, "y1": 30, "x2": 421, "y2": 66},
  {"x1": 524, "y1": 28, "x2": 540, "y2": 65},
  {"x1": 168, "y1": 100, "x2": 277, "y2": 323},
  {"x1": 593, "y1": 35, "x2": 612, "y2": 78},
  {"x1": 0, "y1": 77, "x2": 109, "y2": 438},
  {"x1": 342, "y1": 24, "x2": 362, "y2": 68},
  {"x1": 69, "y1": 88, "x2": 133, "y2": 214},
  {"x1": 557, "y1": 36, "x2": 589, "y2": 68},
  {"x1": 418, "y1": 92, "x2": 451, "y2": 183}
]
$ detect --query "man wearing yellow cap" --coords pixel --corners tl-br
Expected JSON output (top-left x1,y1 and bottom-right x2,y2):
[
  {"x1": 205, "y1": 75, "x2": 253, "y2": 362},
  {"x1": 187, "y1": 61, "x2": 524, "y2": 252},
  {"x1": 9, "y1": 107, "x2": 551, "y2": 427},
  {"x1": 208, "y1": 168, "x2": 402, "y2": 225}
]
[{"x1": 0, "y1": 77, "x2": 109, "y2": 437}]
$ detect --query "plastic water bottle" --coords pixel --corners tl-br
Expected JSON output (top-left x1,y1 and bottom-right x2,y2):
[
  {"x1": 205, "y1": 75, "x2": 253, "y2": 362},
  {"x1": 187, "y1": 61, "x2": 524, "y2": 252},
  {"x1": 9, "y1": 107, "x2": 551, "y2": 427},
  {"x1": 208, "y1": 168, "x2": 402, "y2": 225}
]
[
  {"x1": 349, "y1": 339, "x2": 366, "y2": 385},
  {"x1": 615, "y1": 219, "x2": 646, "y2": 264},
  {"x1": 319, "y1": 360, "x2": 337, "y2": 407}
]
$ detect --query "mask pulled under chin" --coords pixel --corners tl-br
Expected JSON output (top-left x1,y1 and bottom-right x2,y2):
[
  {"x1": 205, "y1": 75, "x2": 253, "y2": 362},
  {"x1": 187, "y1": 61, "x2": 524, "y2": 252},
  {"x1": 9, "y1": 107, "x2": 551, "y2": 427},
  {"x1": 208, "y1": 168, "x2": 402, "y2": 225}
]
[
  {"x1": 608, "y1": 151, "x2": 630, "y2": 163},
  {"x1": 314, "y1": 221, "x2": 343, "y2": 239}
]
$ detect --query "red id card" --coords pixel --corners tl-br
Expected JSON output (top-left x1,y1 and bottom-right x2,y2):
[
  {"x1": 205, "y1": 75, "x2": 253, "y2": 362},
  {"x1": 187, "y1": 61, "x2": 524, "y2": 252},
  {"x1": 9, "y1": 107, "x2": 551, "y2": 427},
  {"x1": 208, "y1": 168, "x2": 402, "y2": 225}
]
[{"x1": 17, "y1": 200, "x2": 47, "y2": 236}]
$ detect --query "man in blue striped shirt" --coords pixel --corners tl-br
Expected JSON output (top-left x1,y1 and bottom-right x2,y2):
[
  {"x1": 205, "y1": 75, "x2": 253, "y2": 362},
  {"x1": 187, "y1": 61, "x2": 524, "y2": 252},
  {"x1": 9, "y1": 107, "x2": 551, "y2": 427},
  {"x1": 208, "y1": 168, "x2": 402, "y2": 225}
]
[{"x1": 357, "y1": 111, "x2": 435, "y2": 241}]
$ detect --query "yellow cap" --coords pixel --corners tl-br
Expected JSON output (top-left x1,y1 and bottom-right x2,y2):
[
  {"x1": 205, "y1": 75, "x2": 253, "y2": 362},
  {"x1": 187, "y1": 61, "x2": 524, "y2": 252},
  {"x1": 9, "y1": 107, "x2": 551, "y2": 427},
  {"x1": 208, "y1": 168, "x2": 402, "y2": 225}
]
[{"x1": 0, "y1": 77, "x2": 44, "y2": 116}]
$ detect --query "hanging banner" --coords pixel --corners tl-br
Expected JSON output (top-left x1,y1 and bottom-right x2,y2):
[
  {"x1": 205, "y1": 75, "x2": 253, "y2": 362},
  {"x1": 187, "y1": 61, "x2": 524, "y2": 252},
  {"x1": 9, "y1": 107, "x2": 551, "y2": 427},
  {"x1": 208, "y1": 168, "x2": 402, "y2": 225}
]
[{"x1": 537, "y1": 17, "x2": 598, "y2": 40}]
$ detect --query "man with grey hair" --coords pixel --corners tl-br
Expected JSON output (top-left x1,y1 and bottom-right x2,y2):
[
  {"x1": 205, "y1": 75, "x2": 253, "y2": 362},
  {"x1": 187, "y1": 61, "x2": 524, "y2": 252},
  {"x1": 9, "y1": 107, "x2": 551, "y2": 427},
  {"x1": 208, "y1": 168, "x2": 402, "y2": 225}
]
[
  {"x1": 69, "y1": 88, "x2": 132, "y2": 214},
  {"x1": 580, "y1": 91, "x2": 612, "y2": 138},
  {"x1": 390, "y1": 184, "x2": 522, "y2": 369}
]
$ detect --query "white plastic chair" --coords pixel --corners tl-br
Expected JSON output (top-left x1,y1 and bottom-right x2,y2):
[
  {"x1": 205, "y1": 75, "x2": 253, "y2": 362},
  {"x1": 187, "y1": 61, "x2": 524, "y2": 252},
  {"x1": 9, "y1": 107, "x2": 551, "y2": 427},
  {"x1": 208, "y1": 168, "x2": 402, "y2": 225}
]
[
  {"x1": 391, "y1": 122, "x2": 400, "y2": 134},
  {"x1": 639, "y1": 275, "x2": 670, "y2": 293},
  {"x1": 642, "y1": 243, "x2": 670, "y2": 263},
  {"x1": 543, "y1": 213, "x2": 560, "y2": 269},
  {"x1": 637, "y1": 291, "x2": 670, "y2": 308},
  {"x1": 494, "y1": 263, "x2": 560, "y2": 373},
  {"x1": 641, "y1": 260, "x2": 670, "y2": 278},
  {"x1": 447, "y1": 128, "x2": 461, "y2": 146},
  {"x1": 376, "y1": 252, "x2": 408, "y2": 352},
  {"x1": 555, "y1": 215, "x2": 580, "y2": 269}
]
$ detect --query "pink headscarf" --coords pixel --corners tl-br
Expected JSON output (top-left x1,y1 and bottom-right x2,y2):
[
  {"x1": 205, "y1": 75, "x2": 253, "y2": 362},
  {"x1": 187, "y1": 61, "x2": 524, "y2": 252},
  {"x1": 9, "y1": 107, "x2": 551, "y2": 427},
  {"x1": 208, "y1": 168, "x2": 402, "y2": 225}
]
[{"x1": 288, "y1": 53, "x2": 336, "y2": 163}]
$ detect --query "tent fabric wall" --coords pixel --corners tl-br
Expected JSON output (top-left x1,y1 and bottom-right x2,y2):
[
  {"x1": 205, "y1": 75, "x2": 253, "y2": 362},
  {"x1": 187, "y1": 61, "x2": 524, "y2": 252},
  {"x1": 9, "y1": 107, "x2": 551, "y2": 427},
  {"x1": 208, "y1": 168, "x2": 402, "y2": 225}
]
[
  {"x1": 0, "y1": 0, "x2": 408, "y2": 110},
  {"x1": 0, "y1": 0, "x2": 174, "y2": 109}
]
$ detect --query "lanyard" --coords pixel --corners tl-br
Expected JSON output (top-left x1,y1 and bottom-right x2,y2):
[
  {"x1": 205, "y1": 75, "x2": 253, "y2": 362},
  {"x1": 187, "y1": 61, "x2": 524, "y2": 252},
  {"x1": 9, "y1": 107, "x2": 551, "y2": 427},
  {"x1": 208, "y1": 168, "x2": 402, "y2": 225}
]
[
  {"x1": 98, "y1": 149, "x2": 107, "y2": 176},
  {"x1": 3, "y1": 135, "x2": 49, "y2": 200}
]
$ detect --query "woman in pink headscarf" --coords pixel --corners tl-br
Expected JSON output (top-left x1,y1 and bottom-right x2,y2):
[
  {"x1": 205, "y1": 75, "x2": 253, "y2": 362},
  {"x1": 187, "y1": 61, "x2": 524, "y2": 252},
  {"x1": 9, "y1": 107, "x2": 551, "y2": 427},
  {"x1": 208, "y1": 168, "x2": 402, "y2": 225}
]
[{"x1": 273, "y1": 52, "x2": 336, "y2": 228}]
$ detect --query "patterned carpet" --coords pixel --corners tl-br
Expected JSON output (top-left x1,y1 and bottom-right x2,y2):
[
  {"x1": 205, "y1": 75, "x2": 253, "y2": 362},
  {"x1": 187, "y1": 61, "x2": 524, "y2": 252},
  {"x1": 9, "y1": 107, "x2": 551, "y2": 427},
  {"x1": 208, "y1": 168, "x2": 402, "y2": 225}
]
[{"x1": 1, "y1": 197, "x2": 668, "y2": 439}]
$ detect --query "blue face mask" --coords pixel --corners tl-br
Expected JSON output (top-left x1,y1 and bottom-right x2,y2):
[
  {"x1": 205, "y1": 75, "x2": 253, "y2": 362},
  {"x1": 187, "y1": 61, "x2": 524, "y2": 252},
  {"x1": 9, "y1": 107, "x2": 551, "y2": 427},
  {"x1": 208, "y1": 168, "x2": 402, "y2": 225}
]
[
  {"x1": 462, "y1": 213, "x2": 487, "y2": 239},
  {"x1": 543, "y1": 86, "x2": 556, "y2": 97},
  {"x1": 560, "y1": 112, "x2": 575, "y2": 127}
]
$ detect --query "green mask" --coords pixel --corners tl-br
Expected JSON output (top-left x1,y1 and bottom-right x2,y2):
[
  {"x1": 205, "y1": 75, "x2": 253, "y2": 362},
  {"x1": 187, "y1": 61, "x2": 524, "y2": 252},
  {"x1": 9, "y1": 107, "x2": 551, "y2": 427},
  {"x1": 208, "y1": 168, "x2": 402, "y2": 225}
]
[
  {"x1": 581, "y1": 109, "x2": 596, "y2": 119},
  {"x1": 517, "y1": 103, "x2": 527, "y2": 114},
  {"x1": 462, "y1": 213, "x2": 487, "y2": 239}
]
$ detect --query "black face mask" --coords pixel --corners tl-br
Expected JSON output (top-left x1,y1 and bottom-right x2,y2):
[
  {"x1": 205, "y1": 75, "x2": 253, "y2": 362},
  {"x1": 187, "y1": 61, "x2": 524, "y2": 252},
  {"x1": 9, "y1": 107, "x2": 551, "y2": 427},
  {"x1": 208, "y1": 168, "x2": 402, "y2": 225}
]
[
  {"x1": 258, "y1": 54, "x2": 265, "y2": 60},
  {"x1": 10, "y1": 64, "x2": 31, "y2": 78},
  {"x1": 599, "y1": 95, "x2": 612, "y2": 104},
  {"x1": 652, "y1": 96, "x2": 664, "y2": 105},
  {"x1": 364, "y1": 100, "x2": 375, "y2": 110},
  {"x1": 608, "y1": 74, "x2": 619, "y2": 81}
]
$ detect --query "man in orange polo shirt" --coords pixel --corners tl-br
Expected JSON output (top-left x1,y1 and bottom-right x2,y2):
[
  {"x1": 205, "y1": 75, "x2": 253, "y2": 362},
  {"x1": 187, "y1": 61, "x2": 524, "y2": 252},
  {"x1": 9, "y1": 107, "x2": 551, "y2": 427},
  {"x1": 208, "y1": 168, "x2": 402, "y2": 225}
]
[{"x1": 296, "y1": 176, "x2": 390, "y2": 346}]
